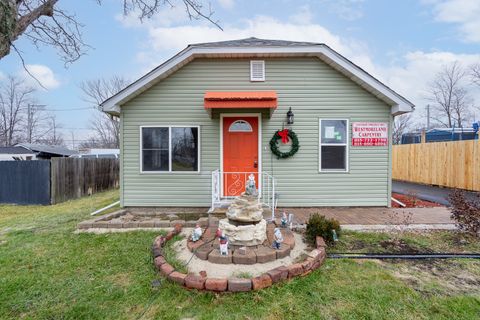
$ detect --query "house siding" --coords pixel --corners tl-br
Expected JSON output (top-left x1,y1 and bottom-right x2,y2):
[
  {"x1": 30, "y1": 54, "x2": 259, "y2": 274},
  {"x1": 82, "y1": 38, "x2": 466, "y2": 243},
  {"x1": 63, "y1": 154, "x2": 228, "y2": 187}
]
[{"x1": 121, "y1": 57, "x2": 391, "y2": 207}]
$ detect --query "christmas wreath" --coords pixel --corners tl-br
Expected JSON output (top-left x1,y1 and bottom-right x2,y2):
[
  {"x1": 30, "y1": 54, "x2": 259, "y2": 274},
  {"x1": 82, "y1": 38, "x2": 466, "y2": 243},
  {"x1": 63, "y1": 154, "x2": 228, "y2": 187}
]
[{"x1": 269, "y1": 129, "x2": 299, "y2": 159}]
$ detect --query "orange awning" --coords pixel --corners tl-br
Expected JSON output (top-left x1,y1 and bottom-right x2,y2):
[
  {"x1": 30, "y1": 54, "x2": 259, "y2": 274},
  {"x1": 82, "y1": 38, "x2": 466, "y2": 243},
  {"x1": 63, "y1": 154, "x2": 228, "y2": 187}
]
[{"x1": 204, "y1": 91, "x2": 278, "y2": 109}]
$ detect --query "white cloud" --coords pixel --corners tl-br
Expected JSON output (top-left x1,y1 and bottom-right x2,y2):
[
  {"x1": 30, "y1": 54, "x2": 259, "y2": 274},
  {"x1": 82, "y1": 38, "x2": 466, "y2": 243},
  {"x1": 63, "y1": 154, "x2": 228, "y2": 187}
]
[
  {"x1": 378, "y1": 51, "x2": 480, "y2": 124},
  {"x1": 23, "y1": 64, "x2": 61, "y2": 90},
  {"x1": 321, "y1": 0, "x2": 365, "y2": 21},
  {"x1": 289, "y1": 5, "x2": 313, "y2": 25},
  {"x1": 218, "y1": 0, "x2": 235, "y2": 10},
  {"x1": 427, "y1": 0, "x2": 480, "y2": 42},
  {"x1": 140, "y1": 14, "x2": 376, "y2": 74}
]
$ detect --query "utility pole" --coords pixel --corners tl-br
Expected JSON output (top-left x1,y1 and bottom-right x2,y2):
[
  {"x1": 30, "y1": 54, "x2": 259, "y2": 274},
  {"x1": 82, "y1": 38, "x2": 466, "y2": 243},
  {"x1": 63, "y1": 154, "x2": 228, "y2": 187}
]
[
  {"x1": 70, "y1": 131, "x2": 75, "y2": 150},
  {"x1": 426, "y1": 104, "x2": 430, "y2": 130},
  {"x1": 27, "y1": 104, "x2": 46, "y2": 143}
]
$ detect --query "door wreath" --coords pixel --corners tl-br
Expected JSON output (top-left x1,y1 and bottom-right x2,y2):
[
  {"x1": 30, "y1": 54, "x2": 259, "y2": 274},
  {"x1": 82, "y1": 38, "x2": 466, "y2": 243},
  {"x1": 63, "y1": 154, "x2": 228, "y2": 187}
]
[{"x1": 269, "y1": 129, "x2": 299, "y2": 159}]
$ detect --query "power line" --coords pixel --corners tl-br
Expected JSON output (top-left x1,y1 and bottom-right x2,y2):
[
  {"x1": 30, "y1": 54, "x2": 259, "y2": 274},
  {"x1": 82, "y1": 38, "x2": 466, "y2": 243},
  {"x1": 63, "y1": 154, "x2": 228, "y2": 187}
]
[{"x1": 43, "y1": 107, "x2": 95, "y2": 111}]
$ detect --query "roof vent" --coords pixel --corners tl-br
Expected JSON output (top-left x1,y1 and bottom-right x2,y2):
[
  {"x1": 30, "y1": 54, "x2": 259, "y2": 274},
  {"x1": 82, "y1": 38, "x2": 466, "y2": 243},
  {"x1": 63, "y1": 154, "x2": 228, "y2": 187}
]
[{"x1": 250, "y1": 60, "x2": 265, "y2": 82}]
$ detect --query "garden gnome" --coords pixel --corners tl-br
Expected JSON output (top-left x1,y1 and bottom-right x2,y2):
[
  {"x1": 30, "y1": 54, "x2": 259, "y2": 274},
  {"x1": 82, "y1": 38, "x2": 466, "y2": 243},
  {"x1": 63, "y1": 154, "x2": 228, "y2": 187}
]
[
  {"x1": 281, "y1": 212, "x2": 288, "y2": 228},
  {"x1": 190, "y1": 224, "x2": 203, "y2": 242},
  {"x1": 245, "y1": 174, "x2": 258, "y2": 197},
  {"x1": 219, "y1": 230, "x2": 229, "y2": 256},
  {"x1": 272, "y1": 227, "x2": 283, "y2": 250}
]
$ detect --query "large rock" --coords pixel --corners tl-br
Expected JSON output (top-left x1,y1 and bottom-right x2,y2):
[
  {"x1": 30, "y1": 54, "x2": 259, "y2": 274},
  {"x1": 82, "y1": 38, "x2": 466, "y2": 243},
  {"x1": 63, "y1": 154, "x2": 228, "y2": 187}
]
[
  {"x1": 219, "y1": 218, "x2": 267, "y2": 246},
  {"x1": 226, "y1": 193, "x2": 263, "y2": 223}
]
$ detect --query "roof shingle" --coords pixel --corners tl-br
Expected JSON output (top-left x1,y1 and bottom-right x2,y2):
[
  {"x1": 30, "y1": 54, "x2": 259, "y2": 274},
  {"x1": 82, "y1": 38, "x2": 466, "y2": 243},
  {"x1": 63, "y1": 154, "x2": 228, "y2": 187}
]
[{"x1": 189, "y1": 37, "x2": 321, "y2": 48}]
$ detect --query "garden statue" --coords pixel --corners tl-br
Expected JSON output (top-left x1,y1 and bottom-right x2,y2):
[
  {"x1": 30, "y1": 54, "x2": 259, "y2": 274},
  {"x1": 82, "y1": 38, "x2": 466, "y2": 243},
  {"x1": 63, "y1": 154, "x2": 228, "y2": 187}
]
[
  {"x1": 281, "y1": 212, "x2": 288, "y2": 228},
  {"x1": 190, "y1": 224, "x2": 203, "y2": 242},
  {"x1": 218, "y1": 229, "x2": 229, "y2": 256},
  {"x1": 272, "y1": 227, "x2": 283, "y2": 250},
  {"x1": 245, "y1": 174, "x2": 258, "y2": 197}
]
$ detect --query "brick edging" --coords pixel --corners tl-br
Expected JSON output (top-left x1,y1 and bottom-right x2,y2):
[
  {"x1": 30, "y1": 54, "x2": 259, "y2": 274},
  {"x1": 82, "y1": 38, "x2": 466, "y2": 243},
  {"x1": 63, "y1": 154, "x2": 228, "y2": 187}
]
[{"x1": 152, "y1": 225, "x2": 327, "y2": 293}]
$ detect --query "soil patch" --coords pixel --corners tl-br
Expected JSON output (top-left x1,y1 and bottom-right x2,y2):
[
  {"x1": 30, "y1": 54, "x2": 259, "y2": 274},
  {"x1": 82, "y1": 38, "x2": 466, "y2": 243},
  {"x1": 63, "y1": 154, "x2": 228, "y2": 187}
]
[
  {"x1": 379, "y1": 239, "x2": 432, "y2": 254},
  {"x1": 391, "y1": 193, "x2": 442, "y2": 208},
  {"x1": 385, "y1": 259, "x2": 480, "y2": 296}
]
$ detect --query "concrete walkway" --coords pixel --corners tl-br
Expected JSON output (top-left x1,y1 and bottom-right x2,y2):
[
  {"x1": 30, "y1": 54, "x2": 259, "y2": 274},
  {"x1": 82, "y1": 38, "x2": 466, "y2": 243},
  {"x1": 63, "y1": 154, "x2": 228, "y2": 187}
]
[
  {"x1": 276, "y1": 206, "x2": 454, "y2": 226},
  {"x1": 393, "y1": 180, "x2": 479, "y2": 206}
]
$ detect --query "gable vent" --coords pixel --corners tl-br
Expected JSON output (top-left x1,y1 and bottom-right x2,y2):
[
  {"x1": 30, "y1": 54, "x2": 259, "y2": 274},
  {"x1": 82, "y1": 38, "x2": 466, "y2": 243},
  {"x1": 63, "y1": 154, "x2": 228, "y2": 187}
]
[{"x1": 250, "y1": 60, "x2": 265, "y2": 81}]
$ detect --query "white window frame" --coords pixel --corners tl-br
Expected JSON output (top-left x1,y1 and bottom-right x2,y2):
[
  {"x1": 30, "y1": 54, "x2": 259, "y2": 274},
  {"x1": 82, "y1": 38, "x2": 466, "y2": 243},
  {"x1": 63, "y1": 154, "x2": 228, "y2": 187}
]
[
  {"x1": 250, "y1": 60, "x2": 265, "y2": 82},
  {"x1": 140, "y1": 125, "x2": 200, "y2": 174},
  {"x1": 319, "y1": 119, "x2": 349, "y2": 173}
]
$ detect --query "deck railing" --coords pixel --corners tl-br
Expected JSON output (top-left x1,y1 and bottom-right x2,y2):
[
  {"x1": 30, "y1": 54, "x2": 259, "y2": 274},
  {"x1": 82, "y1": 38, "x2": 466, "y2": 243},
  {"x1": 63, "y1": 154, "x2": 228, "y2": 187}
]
[{"x1": 210, "y1": 170, "x2": 276, "y2": 216}]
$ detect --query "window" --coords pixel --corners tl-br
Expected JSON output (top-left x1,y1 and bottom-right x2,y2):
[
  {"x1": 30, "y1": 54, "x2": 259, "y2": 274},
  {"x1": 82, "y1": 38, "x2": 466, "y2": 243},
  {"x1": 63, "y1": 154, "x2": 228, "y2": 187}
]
[
  {"x1": 141, "y1": 126, "x2": 199, "y2": 172},
  {"x1": 319, "y1": 119, "x2": 349, "y2": 172},
  {"x1": 229, "y1": 120, "x2": 253, "y2": 132},
  {"x1": 250, "y1": 60, "x2": 265, "y2": 81}
]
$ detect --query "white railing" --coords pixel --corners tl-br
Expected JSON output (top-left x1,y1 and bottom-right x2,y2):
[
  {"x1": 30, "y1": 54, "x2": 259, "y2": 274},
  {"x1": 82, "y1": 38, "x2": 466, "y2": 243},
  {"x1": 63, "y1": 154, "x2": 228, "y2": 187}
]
[{"x1": 210, "y1": 170, "x2": 276, "y2": 216}]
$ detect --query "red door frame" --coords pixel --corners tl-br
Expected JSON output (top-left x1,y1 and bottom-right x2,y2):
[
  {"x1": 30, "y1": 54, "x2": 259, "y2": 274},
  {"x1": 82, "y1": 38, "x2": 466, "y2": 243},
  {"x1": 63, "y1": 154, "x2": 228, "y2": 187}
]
[{"x1": 221, "y1": 113, "x2": 261, "y2": 197}]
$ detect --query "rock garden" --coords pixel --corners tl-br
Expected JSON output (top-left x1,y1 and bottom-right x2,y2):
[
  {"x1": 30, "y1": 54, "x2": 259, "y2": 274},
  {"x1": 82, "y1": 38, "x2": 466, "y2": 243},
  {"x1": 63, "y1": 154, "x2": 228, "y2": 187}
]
[{"x1": 78, "y1": 175, "x2": 328, "y2": 292}]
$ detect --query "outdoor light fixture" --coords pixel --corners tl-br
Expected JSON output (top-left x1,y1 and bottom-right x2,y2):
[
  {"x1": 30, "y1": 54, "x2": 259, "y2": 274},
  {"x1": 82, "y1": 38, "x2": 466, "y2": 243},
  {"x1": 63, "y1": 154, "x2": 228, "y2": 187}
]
[{"x1": 286, "y1": 107, "x2": 294, "y2": 125}]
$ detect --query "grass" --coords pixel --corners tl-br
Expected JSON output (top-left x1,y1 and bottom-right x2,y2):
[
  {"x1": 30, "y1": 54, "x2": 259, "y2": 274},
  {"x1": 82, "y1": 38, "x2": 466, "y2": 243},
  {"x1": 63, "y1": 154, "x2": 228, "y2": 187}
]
[{"x1": 0, "y1": 191, "x2": 479, "y2": 319}]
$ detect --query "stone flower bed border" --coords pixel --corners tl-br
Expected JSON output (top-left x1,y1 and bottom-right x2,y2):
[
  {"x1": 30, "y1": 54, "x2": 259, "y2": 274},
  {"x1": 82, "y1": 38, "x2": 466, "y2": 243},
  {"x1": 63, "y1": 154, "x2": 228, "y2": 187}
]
[
  {"x1": 77, "y1": 210, "x2": 204, "y2": 229},
  {"x1": 152, "y1": 224, "x2": 327, "y2": 293}
]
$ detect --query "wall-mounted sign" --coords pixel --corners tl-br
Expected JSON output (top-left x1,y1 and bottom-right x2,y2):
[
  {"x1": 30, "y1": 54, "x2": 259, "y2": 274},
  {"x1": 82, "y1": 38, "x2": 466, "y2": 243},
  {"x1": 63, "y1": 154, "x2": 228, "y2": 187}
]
[{"x1": 352, "y1": 122, "x2": 388, "y2": 146}]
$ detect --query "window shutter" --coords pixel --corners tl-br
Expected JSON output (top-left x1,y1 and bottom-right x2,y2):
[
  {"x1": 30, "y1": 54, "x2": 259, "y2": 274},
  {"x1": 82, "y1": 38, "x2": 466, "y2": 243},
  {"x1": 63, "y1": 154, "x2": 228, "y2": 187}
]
[{"x1": 250, "y1": 60, "x2": 265, "y2": 81}]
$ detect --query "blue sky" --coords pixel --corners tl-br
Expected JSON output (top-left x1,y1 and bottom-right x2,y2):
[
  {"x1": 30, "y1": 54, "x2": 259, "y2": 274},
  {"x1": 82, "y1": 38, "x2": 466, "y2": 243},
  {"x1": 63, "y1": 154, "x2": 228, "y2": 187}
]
[{"x1": 1, "y1": 0, "x2": 479, "y2": 146}]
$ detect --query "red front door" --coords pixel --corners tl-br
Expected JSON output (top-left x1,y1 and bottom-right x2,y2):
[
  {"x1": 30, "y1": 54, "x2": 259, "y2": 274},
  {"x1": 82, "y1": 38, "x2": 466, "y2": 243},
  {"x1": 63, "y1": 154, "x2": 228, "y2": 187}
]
[{"x1": 223, "y1": 116, "x2": 259, "y2": 196}]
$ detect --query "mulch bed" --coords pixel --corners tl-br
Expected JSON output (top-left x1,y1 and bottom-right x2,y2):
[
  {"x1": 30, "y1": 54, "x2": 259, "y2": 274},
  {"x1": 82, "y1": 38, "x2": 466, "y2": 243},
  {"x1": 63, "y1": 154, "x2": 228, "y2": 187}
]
[{"x1": 391, "y1": 193, "x2": 443, "y2": 208}]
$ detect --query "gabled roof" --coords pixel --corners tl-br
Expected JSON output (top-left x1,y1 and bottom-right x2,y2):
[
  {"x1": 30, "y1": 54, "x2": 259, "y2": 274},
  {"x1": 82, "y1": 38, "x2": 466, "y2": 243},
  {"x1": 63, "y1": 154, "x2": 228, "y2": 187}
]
[
  {"x1": 101, "y1": 37, "x2": 414, "y2": 116},
  {"x1": 191, "y1": 37, "x2": 320, "y2": 47},
  {"x1": 0, "y1": 146, "x2": 34, "y2": 154},
  {"x1": 17, "y1": 143, "x2": 76, "y2": 156}
]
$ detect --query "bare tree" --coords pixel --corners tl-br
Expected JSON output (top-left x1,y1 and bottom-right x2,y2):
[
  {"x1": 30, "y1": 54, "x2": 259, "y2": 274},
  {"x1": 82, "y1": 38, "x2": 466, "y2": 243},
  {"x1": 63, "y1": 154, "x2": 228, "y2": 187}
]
[
  {"x1": 392, "y1": 113, "x2": 412, "y2": 145},
  {"x1": 0, "y1": 75, "x2": 35, "y2": 146},
  {"x1": 38, "y1": 114, "x2": 64, "y2": 145},
  {"x1": 1, "y1": 0, "x2": 221, "y2": 67},
  {"x1": 80, "y1": 76, "x2": 130, "y2": 148},
  {"x1": 427, "y1": 62, "x2": 472, "y2": 128},
  {"x1": 471, "y1": 63, "x2": 480, "y2": 87}
]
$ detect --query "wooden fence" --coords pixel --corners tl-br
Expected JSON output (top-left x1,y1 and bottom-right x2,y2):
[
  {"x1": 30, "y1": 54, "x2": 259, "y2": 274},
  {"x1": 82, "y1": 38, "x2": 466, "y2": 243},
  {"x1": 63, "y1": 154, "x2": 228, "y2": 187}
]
[
  {"x1": 50, "y1": 158, "x2": 119, "y2": 204},
  {"x1": 392, "y1": 140, "x2": 480, "y2": 191},
  {"x1": 0, "y1": 158, "x2": 119, "y2": 205}
]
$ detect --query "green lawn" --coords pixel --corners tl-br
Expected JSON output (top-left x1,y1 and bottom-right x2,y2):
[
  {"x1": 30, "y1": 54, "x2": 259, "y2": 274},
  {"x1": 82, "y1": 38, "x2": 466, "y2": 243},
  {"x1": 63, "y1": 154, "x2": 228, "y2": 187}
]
[{"x1": 0, "y1": 191, "x2": 479, "y2": 319}]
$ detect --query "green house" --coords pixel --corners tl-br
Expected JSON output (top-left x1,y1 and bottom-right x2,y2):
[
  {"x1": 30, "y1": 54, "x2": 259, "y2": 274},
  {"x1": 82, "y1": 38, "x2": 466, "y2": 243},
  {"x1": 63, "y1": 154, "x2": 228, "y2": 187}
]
[{"x1": 101, "y1": 38, "x2": 414, "y2": 210}]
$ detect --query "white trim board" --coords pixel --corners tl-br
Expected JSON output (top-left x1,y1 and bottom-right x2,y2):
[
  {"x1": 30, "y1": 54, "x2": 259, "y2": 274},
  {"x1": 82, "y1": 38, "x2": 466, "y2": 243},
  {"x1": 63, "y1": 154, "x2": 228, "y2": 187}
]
[
  {"x1": 220, "y1": 113, "x2": 262, "y2": 198},
  {"x1": 101, "y1": 45, "x2": 414, "y2": 116}
]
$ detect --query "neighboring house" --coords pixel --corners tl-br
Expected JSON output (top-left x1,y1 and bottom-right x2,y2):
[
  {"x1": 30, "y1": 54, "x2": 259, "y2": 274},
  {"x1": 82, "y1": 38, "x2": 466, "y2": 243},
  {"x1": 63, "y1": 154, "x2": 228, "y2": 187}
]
[
  {"x1": 0, "y1": 146, "x2": 37, "y2": 161},
  {"x1": 17, "y1": 143, "x2": 77, "y2": 159},
  {"x1": 72, "y1": 148, "x2": 120, "y2": 159},
  {"x1": 401, "y1": 126, "x2": 480, "y2": 144},
  {"x1": 101, "y1": 37, "x2": 414, "y2": 209}
]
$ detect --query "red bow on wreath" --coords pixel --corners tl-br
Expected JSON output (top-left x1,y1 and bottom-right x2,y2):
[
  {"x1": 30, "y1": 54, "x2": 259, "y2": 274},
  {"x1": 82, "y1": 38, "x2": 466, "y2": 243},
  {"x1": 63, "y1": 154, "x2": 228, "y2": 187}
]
[{"x1": 278, "y1": 129, "x2": 290, "y2": 144}]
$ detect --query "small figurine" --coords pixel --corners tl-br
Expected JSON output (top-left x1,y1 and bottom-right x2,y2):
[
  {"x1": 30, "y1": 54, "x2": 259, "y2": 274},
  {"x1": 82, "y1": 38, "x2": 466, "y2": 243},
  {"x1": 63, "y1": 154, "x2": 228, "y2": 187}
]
[
  {"x1": 245, "y1": 174, "x2": 258, "y2": 197},
  {"x1": 332, "y1": 229, "x2": 339, "y2": 242},
  {"x1": 272, "y1": 227, "x2": 283, "y2": 250},
  {"x1": 190, "y1": 223, "x2": 203, "y2": 242},
  {"x1": 219, "y1": 230, "x2": 229, "y2": 256},
  {"x1": 281, "y1": 212, "x2": 288, "y2": 228}
]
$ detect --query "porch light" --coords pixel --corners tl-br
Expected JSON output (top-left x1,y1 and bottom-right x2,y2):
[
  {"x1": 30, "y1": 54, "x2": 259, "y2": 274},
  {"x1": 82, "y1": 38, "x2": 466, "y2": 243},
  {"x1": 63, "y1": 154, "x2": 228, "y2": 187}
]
[{"x1": 286, "y1": 107, "x2": 294, "y2": 125}]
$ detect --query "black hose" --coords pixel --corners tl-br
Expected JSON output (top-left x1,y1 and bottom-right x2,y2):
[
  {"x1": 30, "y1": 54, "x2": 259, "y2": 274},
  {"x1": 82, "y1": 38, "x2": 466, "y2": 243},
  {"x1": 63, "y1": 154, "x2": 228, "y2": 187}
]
[{"x1": 328, "y1": 253, "x2": 480, "y2": 259}]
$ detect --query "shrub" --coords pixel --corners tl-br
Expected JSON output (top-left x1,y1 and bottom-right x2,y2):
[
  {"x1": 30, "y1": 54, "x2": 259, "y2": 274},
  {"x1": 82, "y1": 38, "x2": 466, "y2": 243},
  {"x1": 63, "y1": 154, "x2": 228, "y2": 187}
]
[
  {"x1": 448, "y1": 190, "x2": 480, "y2": 237},
  {"x1": 306, "y1": 213, "x2": 341, "y2": 245}
]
